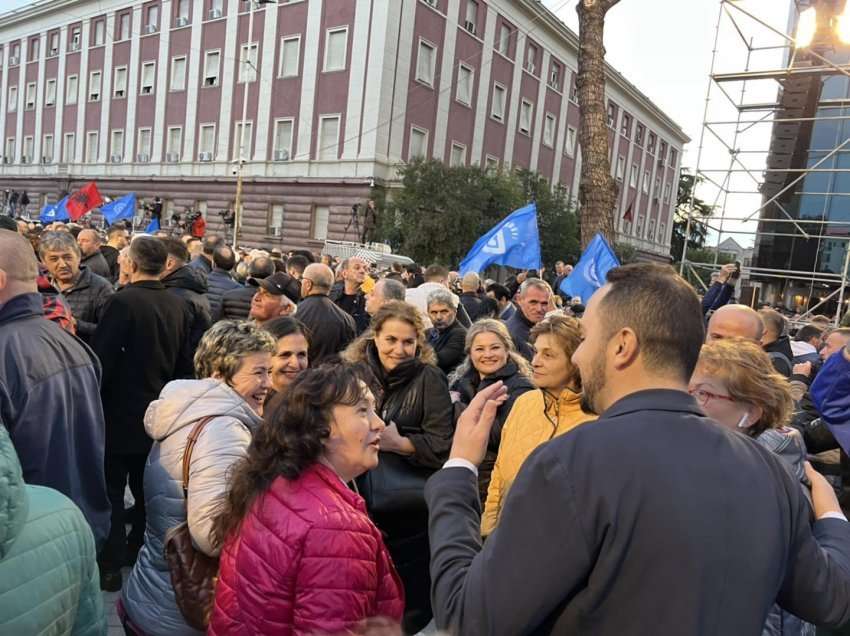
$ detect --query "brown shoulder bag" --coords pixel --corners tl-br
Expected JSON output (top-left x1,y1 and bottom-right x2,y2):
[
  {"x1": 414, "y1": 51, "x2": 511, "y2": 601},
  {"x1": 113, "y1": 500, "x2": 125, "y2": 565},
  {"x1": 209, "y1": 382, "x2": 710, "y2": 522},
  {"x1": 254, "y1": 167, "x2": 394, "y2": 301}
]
[{"x1": 163, "y1": 415, "x2": 220, "y2": 630}]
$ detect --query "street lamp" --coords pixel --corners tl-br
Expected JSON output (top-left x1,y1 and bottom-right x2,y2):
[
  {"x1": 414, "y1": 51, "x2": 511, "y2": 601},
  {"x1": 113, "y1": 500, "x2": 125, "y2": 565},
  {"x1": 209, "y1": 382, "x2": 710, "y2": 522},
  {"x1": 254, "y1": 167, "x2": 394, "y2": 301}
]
[{"x1": 234, "y1": 0, "x2": 275, "y2": 246}]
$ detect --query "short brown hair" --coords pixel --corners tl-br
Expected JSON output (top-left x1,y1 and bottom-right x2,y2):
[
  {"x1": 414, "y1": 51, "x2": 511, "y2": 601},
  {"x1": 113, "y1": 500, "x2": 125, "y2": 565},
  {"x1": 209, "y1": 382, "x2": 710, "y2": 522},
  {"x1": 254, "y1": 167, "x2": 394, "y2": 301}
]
[
  {"x1": 530, "y1": 314, "x2": 583, "y2": 387},
  {"x1": 696, "y1": 337, "x2": 793, "y2": 437},
  {"x1": 600, "y1": 263, "x2": 704, "y2": 381},
  {"x1": 759, "y1": 308, "x2": 787, "y2": 338}
]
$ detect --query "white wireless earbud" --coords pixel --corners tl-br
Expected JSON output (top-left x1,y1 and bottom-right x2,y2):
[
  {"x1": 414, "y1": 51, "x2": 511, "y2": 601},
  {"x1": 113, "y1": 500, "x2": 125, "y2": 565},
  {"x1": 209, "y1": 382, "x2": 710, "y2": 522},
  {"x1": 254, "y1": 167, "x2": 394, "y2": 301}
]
[{"x1": 736, "y1": 413, "x2": 749, "y2": 429}]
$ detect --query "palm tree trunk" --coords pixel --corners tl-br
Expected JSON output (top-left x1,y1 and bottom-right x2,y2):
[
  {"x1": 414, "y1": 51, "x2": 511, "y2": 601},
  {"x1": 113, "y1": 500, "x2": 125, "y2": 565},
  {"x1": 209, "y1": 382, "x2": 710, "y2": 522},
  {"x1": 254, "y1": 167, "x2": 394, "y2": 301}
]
[{"x1": 576, "y1": 0, "x2": 620, "y2": 249}]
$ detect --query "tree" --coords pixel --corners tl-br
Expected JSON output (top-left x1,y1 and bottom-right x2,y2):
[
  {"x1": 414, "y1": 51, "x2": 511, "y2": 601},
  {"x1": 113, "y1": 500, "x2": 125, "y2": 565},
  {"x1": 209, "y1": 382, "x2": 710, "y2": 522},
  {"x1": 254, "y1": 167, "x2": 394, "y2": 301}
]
[
  {"x1": 374, "y1": 160, "x2": 580, "y2": 268},
  {"x1": 671, "y1": 169, "x2": 714, "y2": 261},
  {"x1": 576, "y1": 0, "x2": 620, "y2": 249}
]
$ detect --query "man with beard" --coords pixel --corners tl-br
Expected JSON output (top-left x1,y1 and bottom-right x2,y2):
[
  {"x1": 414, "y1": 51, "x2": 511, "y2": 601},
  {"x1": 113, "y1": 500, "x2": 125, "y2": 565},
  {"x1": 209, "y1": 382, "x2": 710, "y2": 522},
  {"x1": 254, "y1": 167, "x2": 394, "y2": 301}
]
[
  {"x1": 425, "y1": 263, "x2": 850, "y2": 634},
  {"x1": 427, "y1": 289, "x2": 467, "y2": 376}
]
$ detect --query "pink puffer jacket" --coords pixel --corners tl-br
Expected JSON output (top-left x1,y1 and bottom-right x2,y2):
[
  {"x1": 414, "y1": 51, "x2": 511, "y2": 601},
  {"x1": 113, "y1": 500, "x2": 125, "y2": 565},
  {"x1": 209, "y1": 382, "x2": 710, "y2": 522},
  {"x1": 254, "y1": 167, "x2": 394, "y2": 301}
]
[{"x1": 208, "y1": 462, "x2": 404, "y2": 635}]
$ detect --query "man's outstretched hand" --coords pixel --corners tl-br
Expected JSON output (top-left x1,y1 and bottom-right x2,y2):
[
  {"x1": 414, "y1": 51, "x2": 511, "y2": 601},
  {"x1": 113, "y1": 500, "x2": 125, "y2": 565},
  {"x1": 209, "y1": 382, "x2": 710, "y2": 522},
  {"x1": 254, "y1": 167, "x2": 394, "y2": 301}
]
[{"x1": 449, "y1": 381, "x2": 508, "y2": 466}]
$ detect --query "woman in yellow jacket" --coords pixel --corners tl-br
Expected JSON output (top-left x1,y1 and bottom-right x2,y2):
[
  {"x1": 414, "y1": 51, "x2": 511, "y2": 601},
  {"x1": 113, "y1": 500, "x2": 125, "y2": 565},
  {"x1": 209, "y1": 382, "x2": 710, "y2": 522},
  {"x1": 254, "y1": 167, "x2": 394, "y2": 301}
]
[{"x1": 482, "y1": 314, "x2": 595, "y2": 536}]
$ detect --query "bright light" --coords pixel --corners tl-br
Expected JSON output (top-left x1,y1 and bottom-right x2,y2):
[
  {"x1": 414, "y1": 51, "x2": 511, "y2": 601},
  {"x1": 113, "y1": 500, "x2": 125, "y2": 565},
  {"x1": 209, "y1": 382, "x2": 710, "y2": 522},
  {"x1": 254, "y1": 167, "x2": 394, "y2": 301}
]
[
  {"x1": 839, "y1": 1, "x2": 850, "y2": 44},
  {"x1": 796, "y1": 7, "x2": 817, "y2": 48}
]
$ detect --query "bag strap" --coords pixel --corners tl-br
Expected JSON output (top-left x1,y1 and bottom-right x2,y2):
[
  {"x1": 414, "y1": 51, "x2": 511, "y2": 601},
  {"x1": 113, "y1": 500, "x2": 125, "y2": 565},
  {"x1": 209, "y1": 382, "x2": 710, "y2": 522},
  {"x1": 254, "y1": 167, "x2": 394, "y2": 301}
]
[{"x1": 181, "y1": 416, "x2": 216, "y2": 498}]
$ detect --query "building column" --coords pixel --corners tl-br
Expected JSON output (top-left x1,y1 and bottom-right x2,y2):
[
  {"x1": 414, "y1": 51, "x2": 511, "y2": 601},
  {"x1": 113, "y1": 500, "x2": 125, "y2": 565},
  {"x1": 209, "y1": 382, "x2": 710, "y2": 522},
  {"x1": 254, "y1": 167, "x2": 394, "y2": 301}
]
[
  {"x1": 382, "y1": 0, "x2": 414, "y2": 162},
  {"x1": 551, "y1": 69, "x2": 570, "y2": 187},
  {"x1": 14, "y1": 39, "x2": 27, "y2": 163},
  {"x1": 182, "y1": 0, "x2": 205, "y2": 161},
  {"x1": 295, "y1": 0, "x2": 323, "y2": 160},
  {"x1": 341, "y1": 0, "x2": 371, "y2": 160},
  {"x1": 216, "y1": 0, "x2": 242, "y2": 162},
  {"x1": 528, "y1": 49, "x2": 550, "y2": 171},
  {"x1": 98, "y1": 12, "x2": 116, "y2": 163},
  {"x1": 124, "y1": 5, "x2": 143, "y2": 161},
  {"x1": 502, "y1": 31, "x2": 526, "y2": 168},
  {"x1": 470, "y1": 5, "x2": 497, "y2": 165},
  {"x1": 33, "y1": 33, "x2": 47, "y2": 164},
  {"x1": 151, "y1": 0, "x2": 172, "y2": 162},
  {"x1": 74, "y1": 20, "x2": 91, "y2": 164},
  {"x1": 253, "y1": 0, "x2": 278, "y2": 162},
  {"x1": 53, "y1": 26, "x2": 68, "y2": 165},
  {"x1": 431, "y1": 0, "x2": 460, "y2": 162}
]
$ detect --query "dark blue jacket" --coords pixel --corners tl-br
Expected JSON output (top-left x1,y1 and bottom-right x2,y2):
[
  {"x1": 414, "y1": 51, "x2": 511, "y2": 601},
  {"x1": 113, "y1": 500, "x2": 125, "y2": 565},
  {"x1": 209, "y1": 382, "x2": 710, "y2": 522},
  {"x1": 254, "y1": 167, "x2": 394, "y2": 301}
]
[
  {"x1": 701, "y1": 281, "x2": 735, "y2": 317},
  {"x1": 426, "y1": 389, "x2": 850, "y2": 635},
  {"x1": 206, "y1": 267, "x2": 240, "y2": 322},
  {"x1": 812, "y1": 349, "x2": 850, "y2": 456},
  {"x1": 0, "y1": 293, "x2": 110, "y2": 548}
]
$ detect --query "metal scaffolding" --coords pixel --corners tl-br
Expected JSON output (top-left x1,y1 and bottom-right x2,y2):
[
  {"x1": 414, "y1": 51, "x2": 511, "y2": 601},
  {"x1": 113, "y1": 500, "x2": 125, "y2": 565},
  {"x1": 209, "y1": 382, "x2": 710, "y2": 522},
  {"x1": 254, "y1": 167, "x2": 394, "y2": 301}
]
[{"x1": 680, "y1": 0, "x2": 850, "y2": 324}]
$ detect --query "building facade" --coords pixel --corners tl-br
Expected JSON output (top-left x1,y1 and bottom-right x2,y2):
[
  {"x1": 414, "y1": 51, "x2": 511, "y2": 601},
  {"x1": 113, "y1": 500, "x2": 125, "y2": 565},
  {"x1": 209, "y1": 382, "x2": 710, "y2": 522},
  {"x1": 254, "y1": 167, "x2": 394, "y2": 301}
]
[{"x1": 0, "y1": 0, "x2": 687, "y2": 258}]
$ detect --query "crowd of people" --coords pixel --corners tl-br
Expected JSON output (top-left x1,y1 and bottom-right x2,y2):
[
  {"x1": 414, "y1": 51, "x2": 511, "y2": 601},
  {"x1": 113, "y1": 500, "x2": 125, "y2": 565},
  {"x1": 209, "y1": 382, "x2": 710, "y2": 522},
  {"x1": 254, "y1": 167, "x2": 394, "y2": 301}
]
[{"x1": 1, "y1": 214, "x2": 850, "y2": 635}]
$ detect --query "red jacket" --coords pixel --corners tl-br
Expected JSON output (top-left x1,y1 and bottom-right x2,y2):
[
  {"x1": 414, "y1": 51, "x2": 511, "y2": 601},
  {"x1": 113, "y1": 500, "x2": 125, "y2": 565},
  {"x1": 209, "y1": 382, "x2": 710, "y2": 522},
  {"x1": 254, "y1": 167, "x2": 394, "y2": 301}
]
[{"x1": 208, "y1": 463, "x2": 404, "y2": 635}]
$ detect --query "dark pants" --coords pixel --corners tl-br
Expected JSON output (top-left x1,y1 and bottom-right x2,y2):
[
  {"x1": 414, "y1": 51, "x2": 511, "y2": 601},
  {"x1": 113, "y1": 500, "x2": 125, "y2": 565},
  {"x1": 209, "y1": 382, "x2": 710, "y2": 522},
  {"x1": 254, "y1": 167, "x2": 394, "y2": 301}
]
[{"x1": 101, "y1": 453, "x2": 147, "y2": 569}]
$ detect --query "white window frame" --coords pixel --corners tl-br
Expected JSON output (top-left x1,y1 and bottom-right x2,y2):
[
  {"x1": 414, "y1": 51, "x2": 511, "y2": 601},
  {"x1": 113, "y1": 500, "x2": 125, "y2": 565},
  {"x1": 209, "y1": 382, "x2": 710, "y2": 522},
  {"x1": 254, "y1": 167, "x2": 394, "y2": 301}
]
[
  {"x1": 29, "y1": 39, "x2": 39, "y2": 61},
  {"x1": 485, "y1": 155, "x2": 499, "y2": 172},
  {"x1": 119, "y1": 13, "x2": 131, "y2": 41},
  {"x1": 232, "y1": 120, "x2": 254, "y2": 161},
  {"x1": 62, "y1": 133, "x2": 75, "y2": 163},
  {"x1": 526, "y1": 43, "x2": 537, "y2": 74},
  {"x1": 22, "y1": 136, "x2": 33, "y2": 163},
  {"x1": 465, "y1": 0, "x2": 478, "y2": 34},
  {"x1": 519, "y1": 99, "x2": 533, "y2": 135},
  {"x1": 273, "y1": 118, "x2": 294, "y2": 158},
  {"x1": 5, "y1": 138, "x2": 15, "y2": 162},
  {"x1": 7, "y1": 86, "x2": 16, "y2": 112},
  {"x1": 49, "y1": 32, "x2": 59, "y2": 56},
  {"x1": 415, "y1": 39, "x2": 437, "y2": 88},
  {"x1": 66, "y1": 75, "x2": 78, "y2": 104},
  {"x1": 45, "y1": 78, "x2": 56, "y2": 107},
  {"x1": 497, "y1": 23, "x2": 511, "y2": 56},
  {"x1": 25, "y1": 82, "x2": 36, "y2": 110},
  {"x1": 199, "y1": 123, "x2": 216, "y2": 156},
  {"x1": 664, "y1": 182, "x2": 671, "y2": 203},
  {"x1": 456, "y1": 63, "x2": 474, "y2": 107},
  {"x1": 140, "y1": 61, "x2": 156, "y2": 95},
  {"x1": 323, "y1": 26, "x2": 349, "y2": 73},
  {"x1": 642, "y1": 170, "x2": 650, "y2": 194},
  {"x1": 43, "y1": 134, "x2": 54, "y2": 162},
  {"x1": 85, "y1": 131, "x2": 99, "y2": 163},
  {"x1": 543, "y1": 113, "x2": 556, "y2": 148},
  {"x1": 170, "y1": 55, "x2": 187, "y2": 91},
  {"x1": 268, "y1": 203, "x2": 285, "y2": 236},
  {"x1": 238, "y1": 42, "x2": 258, "y2": 83},
  {"x1": 312, "y1": 205, "x2": 330, "y2": 241},
  {"x1": 616, "y1": 155, "x2": 625, "y2": 181},
  {"x1": 278, "y1": 35, "x2": 301, "y2": 78},
  {"x1": 203, "y1": 50, "x2": 221, "y2": 87},
  {"x1": 166, "y1": 126, "x2": 183, "y2": 157},
  {"x1": 88, "y1": 71, "x2": 102, "y2": 102},
  {"x1": 113, "y1": 66, "x2": 128, "y2": 98},
  {"x1": 318, "y1": 115, "x2": 341, "y2": 161},
  {"x1": 93, "y1": 20, "x2": 105, "y2": 47},
  {"x1": 450, "y1": 141, "x2": 467, "y2": 167},
  {"x1": 176, "y1": 0, "x2": 190, "y2": 21},
  {"x1": 549, "y1": 62, "x2": 561, "y2": 91},
  {"x1": 408, "y1": 125, "x2": 428, "y2": 161},
  {"x1": 70, "y1": 27, "x2": 81, "y2": 51},
  {"x1": 491, "y1": 82, "x2": 506, "y2": 122},
  {"x1": 630, "y1": 163, "x2": 638, "y2": 188},
  {"x1": 137, "y1": 127, "x2": 152, "y2": 160},
  {"x1": 147, "y1": 5, "x2": 160, "y2": 31},
  {"x1": 110, "y1": 129, "x2": 124, "y2": 159},
  {"x1": 565, "y1": 126, "x2": 577, "y2": 157}
]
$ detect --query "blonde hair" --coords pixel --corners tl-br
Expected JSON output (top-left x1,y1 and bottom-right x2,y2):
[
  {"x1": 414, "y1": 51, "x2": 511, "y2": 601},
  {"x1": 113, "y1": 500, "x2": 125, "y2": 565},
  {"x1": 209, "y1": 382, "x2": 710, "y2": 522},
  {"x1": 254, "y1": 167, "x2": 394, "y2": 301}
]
[
  {"x1": 459, "y1": 319, "x2": 531, "y2": 378},
  {"x1": 529, "y1": 314, "x2": 583, "y2": 387},
  {"x1": 194, "y1": 320, "x2": 276, "y2": 382},
  {"x1": 695, "y1": 337, "x2": 793, "y2": 437}
]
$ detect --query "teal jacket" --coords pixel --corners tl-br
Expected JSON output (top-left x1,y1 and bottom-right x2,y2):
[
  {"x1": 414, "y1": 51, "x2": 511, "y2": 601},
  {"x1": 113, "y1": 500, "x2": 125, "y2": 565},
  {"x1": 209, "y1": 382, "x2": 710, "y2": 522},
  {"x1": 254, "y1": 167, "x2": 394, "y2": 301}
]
[{"x1": 0, "y1": 425, "x2": 106, "y2": 635}]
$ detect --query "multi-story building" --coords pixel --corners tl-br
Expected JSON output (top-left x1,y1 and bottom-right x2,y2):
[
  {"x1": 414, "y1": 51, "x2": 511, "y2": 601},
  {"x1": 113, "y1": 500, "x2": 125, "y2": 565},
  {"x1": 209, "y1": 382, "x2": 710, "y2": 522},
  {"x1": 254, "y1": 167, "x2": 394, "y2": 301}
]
[{"x1": 0, "y1": 0, "x2": 687, "y2": 258}]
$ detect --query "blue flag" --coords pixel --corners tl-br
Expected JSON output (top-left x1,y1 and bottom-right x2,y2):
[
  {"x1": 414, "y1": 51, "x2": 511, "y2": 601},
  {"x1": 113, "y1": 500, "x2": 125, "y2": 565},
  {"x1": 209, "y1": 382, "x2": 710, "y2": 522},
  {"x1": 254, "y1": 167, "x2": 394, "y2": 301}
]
[
  {"x1": 560, "y1": 233, "x2": 620, "y2": 304},
  {"x1": 144, "y1": 217, "x2": 160, "y2": 233},
  {"x1": 39, "y1": 196, "x2": 70, "y2": 223},
  {"x1": 459, "y1": 203, "x2": 542, "y2": 275},
  {"x1": 101, "y1": 193, "x2": 136, "y2": 225}
]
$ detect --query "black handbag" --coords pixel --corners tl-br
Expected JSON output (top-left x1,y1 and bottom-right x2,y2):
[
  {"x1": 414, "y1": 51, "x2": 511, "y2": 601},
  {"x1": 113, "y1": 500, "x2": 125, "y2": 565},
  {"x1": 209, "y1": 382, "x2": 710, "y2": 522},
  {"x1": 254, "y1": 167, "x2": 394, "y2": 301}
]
[{"x1": 357, "y1": 450, "x2": 434, "y2": 515}]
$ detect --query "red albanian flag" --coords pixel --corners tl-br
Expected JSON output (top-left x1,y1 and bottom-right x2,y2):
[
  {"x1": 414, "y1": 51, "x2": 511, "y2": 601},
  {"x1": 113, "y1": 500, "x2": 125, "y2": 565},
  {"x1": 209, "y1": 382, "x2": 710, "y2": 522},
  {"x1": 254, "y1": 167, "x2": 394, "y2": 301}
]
[{"x1": 67, "y1": 181, "x2": 104, "y2": 221}]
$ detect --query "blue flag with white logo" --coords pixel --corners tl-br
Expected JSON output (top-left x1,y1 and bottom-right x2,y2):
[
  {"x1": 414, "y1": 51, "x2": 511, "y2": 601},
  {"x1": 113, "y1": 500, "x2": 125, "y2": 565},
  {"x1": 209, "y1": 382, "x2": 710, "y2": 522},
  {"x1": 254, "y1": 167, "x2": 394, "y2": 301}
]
[
  {"x1": 39, "y1": 196, "x2": 70, "y2": 224},
  {"x1": 560, "y1": 233, "x2": 620, "y2": 304},
  {"x1": 459, "y1": 203, "x2": 542, "y2": 275},
  {"x1": 144, "y1": 217, "x2": 160, "y2": 233},
  {"x1": 101, "y1": 193, "x2": 136, "y2": 225}
]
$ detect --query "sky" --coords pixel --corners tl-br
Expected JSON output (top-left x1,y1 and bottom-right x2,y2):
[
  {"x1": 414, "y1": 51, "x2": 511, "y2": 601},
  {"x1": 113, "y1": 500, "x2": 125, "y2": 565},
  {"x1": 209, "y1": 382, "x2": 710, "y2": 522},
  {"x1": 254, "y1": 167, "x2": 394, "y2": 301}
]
[{"x1": 4, "y1": 0, "x2": 795, "y2": 247}]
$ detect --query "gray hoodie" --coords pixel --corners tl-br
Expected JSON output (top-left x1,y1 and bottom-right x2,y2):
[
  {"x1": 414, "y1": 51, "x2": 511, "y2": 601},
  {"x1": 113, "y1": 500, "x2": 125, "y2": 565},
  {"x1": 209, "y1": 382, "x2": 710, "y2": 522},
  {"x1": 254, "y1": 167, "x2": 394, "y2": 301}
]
[{"x1": 122, "y1": 378, "x2": 262, "y2": 636}]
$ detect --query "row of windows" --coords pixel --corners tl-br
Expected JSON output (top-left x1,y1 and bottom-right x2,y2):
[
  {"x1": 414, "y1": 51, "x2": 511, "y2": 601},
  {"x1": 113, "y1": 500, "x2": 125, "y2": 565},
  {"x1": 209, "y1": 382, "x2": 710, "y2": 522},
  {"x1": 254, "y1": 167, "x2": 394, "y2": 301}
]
[
  {"x1": 613, "y1": 155, "x2": 674, "y2": 202},
  {"x1": 0, "y1": 113, "x2": 347, "y2": 165},
  {"x1": 623, "y1": 217, "x2": 667, "y2": 245}
]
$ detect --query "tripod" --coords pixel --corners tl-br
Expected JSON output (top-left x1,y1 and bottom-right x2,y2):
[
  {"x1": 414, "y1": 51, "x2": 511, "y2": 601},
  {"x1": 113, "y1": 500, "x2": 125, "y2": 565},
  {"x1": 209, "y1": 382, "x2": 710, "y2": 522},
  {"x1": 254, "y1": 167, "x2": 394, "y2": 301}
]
[{"x1": 344, "y1": 204, "x2": 362, "y2": 242}]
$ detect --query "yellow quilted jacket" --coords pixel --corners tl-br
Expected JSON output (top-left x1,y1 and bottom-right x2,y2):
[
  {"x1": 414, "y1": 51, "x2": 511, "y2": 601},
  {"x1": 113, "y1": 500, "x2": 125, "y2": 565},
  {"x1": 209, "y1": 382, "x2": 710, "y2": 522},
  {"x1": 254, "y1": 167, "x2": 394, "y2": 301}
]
[{"x1": 481, "y1": 388, "x2": 595, "y2": 536}]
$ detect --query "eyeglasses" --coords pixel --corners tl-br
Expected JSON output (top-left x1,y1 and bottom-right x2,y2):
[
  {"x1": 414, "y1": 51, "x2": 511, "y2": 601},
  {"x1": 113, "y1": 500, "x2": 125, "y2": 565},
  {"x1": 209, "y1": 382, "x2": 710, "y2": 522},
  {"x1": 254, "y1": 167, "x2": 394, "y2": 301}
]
[{"x1": 688, "y1": 388, "x2": 736, "y2": 407}]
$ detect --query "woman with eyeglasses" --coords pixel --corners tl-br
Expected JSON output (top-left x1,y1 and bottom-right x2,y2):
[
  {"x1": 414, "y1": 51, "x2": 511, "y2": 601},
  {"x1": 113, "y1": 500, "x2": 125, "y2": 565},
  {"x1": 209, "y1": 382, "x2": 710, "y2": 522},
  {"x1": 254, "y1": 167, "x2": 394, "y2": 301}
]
[{"x1": 689, "y1": 337, "x2": 814, "y2": 636}]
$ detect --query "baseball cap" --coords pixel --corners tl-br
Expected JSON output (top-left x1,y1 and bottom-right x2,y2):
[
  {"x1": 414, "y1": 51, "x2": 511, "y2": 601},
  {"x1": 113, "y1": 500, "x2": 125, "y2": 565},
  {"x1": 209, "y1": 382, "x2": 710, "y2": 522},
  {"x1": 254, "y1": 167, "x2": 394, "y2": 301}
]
[{"x1": 249, "y1": 272, "x2": 300, "y2": 305}]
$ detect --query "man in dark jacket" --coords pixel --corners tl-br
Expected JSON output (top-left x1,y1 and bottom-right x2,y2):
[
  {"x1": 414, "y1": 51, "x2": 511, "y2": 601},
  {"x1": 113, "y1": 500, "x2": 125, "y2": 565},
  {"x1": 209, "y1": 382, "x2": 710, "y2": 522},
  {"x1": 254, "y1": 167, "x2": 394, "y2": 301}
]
[
  {"x1": 701, "y1": 262, "x2": 738, "y2": 319},
  {"x1": 298, "y1": 263, "x2": 356, "y2": 364},
  {"x1": 39, "y1": 230, "x2": 113, "y2": 342},
  {"x1": 504, "y1": 278, "x2": 551, "y2": 360},
  {"x1": 760, "y1": 308, "x2": 794, "y2": 377},
  {"x1": 188, "y1": 235, "x2": 222, "y2": 274},
  {"x1": 427, "y1": 288, "x2": 467, "y2": 376},
  {"x1": 486, "y1": 283, "x2": 516, "y2": 321},
  {"x1": 459, "y1": 272, "x2": 485, "y2": 323},
  {"x1": 91, "y1": 236, "x2": 193, "y2": 590},
  {"x1": 427, "y1": 263, "x2": 850, "y2": 635},
  {"x1": 160, "y1": 238, "x2": 212, "y2": 352},
  {"x1": 100, "y1": 224, "x2": 129, "y2": 283},
  {"x1": 76, "y1": 229, "x2": 112, "y2": 279},
  {"x1": 0, "y1": 231, "x2": 110, "y2": 552},
  {"x1": 329, "y1": 256, "x2": 370, "y2": 334},
  {"x1": 222, "y1": 255, "x2": 274, "y2": 320},
  {"x1": 207, "y1": 244, "x2": 241, "y2": 321}
]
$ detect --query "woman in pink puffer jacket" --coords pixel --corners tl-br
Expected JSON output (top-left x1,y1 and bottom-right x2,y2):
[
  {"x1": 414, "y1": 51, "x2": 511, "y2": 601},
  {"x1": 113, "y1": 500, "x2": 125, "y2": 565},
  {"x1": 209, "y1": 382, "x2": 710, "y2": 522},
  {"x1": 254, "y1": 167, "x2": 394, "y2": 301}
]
[{"x1": 208, "y1": 364, "x2": 404, "y2": 635}]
